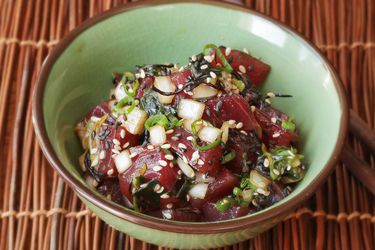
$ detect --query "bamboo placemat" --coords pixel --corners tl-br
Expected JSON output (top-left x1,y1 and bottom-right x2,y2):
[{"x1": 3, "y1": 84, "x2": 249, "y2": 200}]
[{"x1": 0, "y1": 0, "x2": 374, "y2": 249}]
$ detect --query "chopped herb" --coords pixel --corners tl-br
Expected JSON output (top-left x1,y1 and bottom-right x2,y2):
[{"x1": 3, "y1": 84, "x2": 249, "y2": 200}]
[
  {"x1": 203, "y1": 44, "x2": 233, "y2": 73},
  {"x1": 192, "y1": 133, "x2": 222, "y2": 151},
  {"x1": 221, "y1": 149, "x2": 236, "y2": 164},
  {"x1": 215, "y1": 197, "x2": 233, "y2": 211},
  {"x1": 232, "y1": 79, "x2": 246, "y2": 92},
  {"x1": 144, "y1": 114, "x2": 168, "y2": 130},
  {"x1": 281, "y1": 118, "x2": 296, "y2": 132}
]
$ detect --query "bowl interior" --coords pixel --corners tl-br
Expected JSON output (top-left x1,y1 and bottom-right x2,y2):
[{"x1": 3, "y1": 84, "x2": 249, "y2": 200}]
[{"x1": 41, "y1": 2, "x2": 344, "y2": 222}]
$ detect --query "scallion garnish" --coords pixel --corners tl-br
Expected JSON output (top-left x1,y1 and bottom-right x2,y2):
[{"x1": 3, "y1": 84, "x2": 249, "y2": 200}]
[
  {"x1": 191, "y1": 119, "x2": 202, "y2": 135},
  {"x1": 144, "y1": 114, "x2": 168, "y2": 130},
  {"x1": 281, "y1": 118, "x2": 296, "y2": 132},
  {"x1": 192, "y1": 133, "x2": 222, "y2": 151},
  {"x1": 232, "y1": 79, "x2": 246, "y2": 92},
  {"x1": 215, "y1": 197, "x2": 233, "y2": 211},
  {"x1": 221, "y1": 149, "x2": 236, "y2": 164},
  {"x1": 203, "y1": 44, "x2": 233, "y2": 73}
]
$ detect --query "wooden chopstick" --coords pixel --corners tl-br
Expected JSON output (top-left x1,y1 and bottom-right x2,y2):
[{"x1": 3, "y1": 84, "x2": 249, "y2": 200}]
[{"x1": 339, "y1": 110, "x2": 375, "y2": 195}]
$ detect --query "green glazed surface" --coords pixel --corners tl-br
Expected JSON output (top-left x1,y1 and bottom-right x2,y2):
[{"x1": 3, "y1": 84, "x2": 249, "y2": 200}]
[{"x1": 42, "y1": 2, "x2": 343, "y2": 248}]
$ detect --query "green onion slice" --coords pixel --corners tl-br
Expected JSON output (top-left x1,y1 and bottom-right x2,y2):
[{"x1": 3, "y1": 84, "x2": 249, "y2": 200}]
[
  {"x1": 144, "y1": 114, "x2": 168, "y2": 130},
  {"x1": 203, "y1": 44, "x2": 233, "y2": 73},
  {"x1": 221, "y1": 149, "x2": 236, "y2": 164},
  {"x1": 192, "y1": 133, "x2": 222, "y2": 151}
]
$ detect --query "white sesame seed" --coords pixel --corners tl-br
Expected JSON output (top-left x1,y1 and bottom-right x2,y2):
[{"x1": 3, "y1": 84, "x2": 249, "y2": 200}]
[
  {"x1": 147, "y1": 145, "x2": 155, "y2": 150},
  {"x1": 120, "y1": 129, "x2": 126, "y2": 139},
  {"x1": 154, "y1": 184, "x2": 161, "y2": 191},
  {"x1": 123, "y1": 142, "x2": 130, "y2": 149},
  {"x1": 107, "y1": 169, "x2": 114, "y2": 176},
  {"x1": 187, "y1": 136, "x2": 193, "y2": 141},
  {"x1": 264, "y1": 158, "x2": 270, "y2": 167},
  {"x1": 267, "y1": 92, "x2": 275, "y2": 98},
  {"x1": 177, "y1": 170, "x2": 182, "y2": 175},
  {"x1": 243, "y1": 48, "x2": 249, "y2": 54},
  {"x1": 271, "y1": 117, "x2": 277, "y2": 123},
  {"x1": 206, "y1": 77, "x2": 212, "y2": 83},
  {"x1": 99, "y1": 150, "x2": 106, "y2": 159},
  {"x1": 114, "y1": 145, "x2": 122, "y2": 151},
  {"x1": 186, "y1": 194, "x2": 191, "y2": 201},
  {"x1": 90, "y1": 148, "x2": 98, "y2": 154},
  {"x1": 140, "y1": 69, "x2": 146, "y2": 78},
  {"x1": 166, "y1": 203, "x2": 173, "y2": 209},
  {"x1": 129, "y1": 152, "x2": 138, "y2": 158},
  {"x1": 239, "y1": 65, "x2": 246, "y2": 73},
  {"x1": 165, "y1": 129, "x2": 174, "y2": 135},
  {"x1": 178, "y1": 84, "x2": 183, "y2": 89},
  {"x1": 287, "y1": 165, "x2": 292, "y2": 171},
  {"x1": 200, "y1": 64, "x2": 208, "y2": 70},
  {"x1": 265, "y1": 99, "x2": 272, "y2": 104},
  {"x1": 191, "y1": 151, "x2": 200, "y2": 162},
  {"x1": 171, "y1": 136, "x2": 179, "y2": 141},
  {"x1": 236, "y1": 122, "x2": 244, "y2": 129},
  {"x1": 273, "y1": 133, "x2": 280, "y2": 138},
  {"x1": 91, "y1": 157, "x2": 99, "y2": 167},
  {"x1": 204, "y1": 55, "x2": 213, "y2": 63},
  {"x1": 161, "y1": 143, "x2": 171, "y2": 149},
  {"x1": 210, "y1": 71, "x2": 217, "y2": 78},
  {"x1": 169, "y1": 162, "x2": 174, "y2": 168},
  {"x1": 191, "y1": 55, "x2": 197, "y2": 61},
  {"x1": 165, "y1": 155, "x2": 174, "y2": 161},
  {"x1": 90, "y1": 116, "x2": 100, "y2": 122},
  {"x1": 160, "y1": 193, "x2": 170, "y2": 199},
  {"x1": 183, "y1": 156, "x2": 188, "y2": 164},
  {"x1": 187, "y1": 91, "x2": 194, "y2": 96},
  {"x1": 240, "y1": 130, "x2": 248, "y2": 135},
  {"x1": 113, "y1": 139, "x2": 120, "y2": 145},
  {"x1": 228, "y1": 119, "x2": 236, "y2": 125},
  {"x1": 250, "y1": 105, "x2": 256, "y2": 112},
  {"x1": 159, "y1": 160, "x2": 168, "y2": 167},
  {"x1": 111, "y1": 148, "x2": 120, "y2": 154},
  {"x1": 152, "y1": 166, "x2": 162, "y2": 172},
  {"x1": 225, "y1": 47, "x2": 231, "y2": 56},
  {"x1": 178, "y1": 143, "x2": 187, "y2": 150},
  {"x1": 156, "y1": 186, "x2": 164, "y2": 193},
  {"x1": 273, "y1": 169, "x2": 280, "y2": 175},
  {"x1": 198, "y1": 159, "x2": 204, "y2": 165}
]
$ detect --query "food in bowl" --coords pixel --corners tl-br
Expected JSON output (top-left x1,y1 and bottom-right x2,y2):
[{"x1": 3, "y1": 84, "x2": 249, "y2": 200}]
[{"x1": 75, "y1": 44, "x2": 306, "y2": 222}]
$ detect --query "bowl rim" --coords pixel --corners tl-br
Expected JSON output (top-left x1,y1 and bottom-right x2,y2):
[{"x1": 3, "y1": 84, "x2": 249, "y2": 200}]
[{"x1": 32, "y1": 0, "x2": 348, "y2": 234}]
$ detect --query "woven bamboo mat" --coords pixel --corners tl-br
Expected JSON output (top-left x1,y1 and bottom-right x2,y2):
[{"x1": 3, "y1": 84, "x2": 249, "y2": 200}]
[{"x1": 0, "y1": 0, "x2": 374, "y2": 249}]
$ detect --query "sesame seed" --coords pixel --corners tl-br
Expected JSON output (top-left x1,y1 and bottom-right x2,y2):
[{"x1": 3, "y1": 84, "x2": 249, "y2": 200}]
[
  {"x1": 206, "y1": 77, "x2": 212, "y2": 83},
  {"x1": 273, "y1": 169, "x2": 280, "y2": 175},
  {"x1": 120, "y1": 129, "x2": 126, "y2": 139},
  {"x1": 113, "y1": 139, "x2": 120, "y2": 145},
  {"x1": 169, "y1": 162, "x2": 174, "y2": 168},
  {"x1": 140, "y1": 69, "x2": 146, "y2": 78},
  {"x1": 187, "y1": 91, "x2": 194, "y2": 96},
  {"x1": 252, "y1": 199, "x2": 258, "y2": 206},
  {"x1": 123, "y1": 142, "x2": 130, "y2": 149},
  {"x1": 187, "y1": 136, "x2": 193, "y2": 141},
  {"x1": 91, "y1": 157, "x2": 99, "y2": 167},
  {"x1": 236, "y1": 122, "x2": 244, "y2": 129},
  {"x1": 114, "y1": 145, "x2": 121, "y2": 151},
  {"x1": 186, "y1": 194, "x2": 191, "y2": 201},
  {"x1": 178, "y1": 143, "x2": 187, "y2": 150},
  {"x1": 158, "y1": 160, "x2": 168, "y2": 167},
  {"x1": 287, "y1": 165, "x2": 292, "y2": 171},
  {"x1": 271, "y1": 117, "x2": 277, "y2": 123},
  {"x1": 178, "y1": 84, "x2": 183, "y2": 89},
  {"x1": 91, "y1": 148, "x2": 98, "y2": 154},
  {"x1": 265, "y1": 99, "x2": 271, "y2": 104},
  {"x1": 161, "y1": 143, "x2": 171, "y2": 149},
  {"x1": 198, "y1": 159, "x2": 204, "y2": 165},
  {"x1": 267, "y1": 92, "x2": 275, "y2": 98},
  {"x1": 107, "y1": 169, "x2": 114, "y2": 176},
  {"x1": 250, "y1": 105, "x2": 256, "y2": 112},
  {"x1": 240, "y1": 130, "x2": 248, "y2": 135},
  {"x1": 228, "y1": 119, "x2": 236, "y2": 125},
  {"x1": 165, "y1": 155, "x2": 174, "y2": 161},
  {"x1": 183, "y1": 156, "x2": 188, "y2": 164},
  {"x1": 152, "y1": 166, "x2": 162, "y2": 172},
  {"x1": 225, "y1": 47, "x2": 231, "y2": 56},
  {"x1": 154, "y1": 184, "x2": 161, "y2": 191},
  {"x1": 140, "y1": 183, "x2": 147, "y2": 188},
  {"x1": 90, "y1": 116, "x2": 100, "y2": 122},
  {"x1": 129, "y1": 152, "x2": 138, "y2": 158},
  {"x1": 165, "y1": 129, "x2": 174, "y2": 135},
  {"x1": 177, "y1": 170, "x2": 182, "y2": 175},
  {"x1": 166, "y1": 203, "x2": 173, "y2": 209},
  {"x1": 191, "y1": 151, "x2": 200, "y2": 162},
  {"x1": 160, "y1": 193, "x2": 170, "y2": 199},
  {"x1": 239, "y1": 65, "x2": 246, "y2": 73},
  {"x1": 273, "y1": 133, "x2": 280, "y2": 138},
  {"x1": 263, "y1": 158, "x2": 270, "y2": 167},
  {"x1": 191, "y1": 55, "x2": 197, "y2": 61},
  {"x1": 99, "y1": 150, "x2": 106, "y2": 159},
  {"x1": 210, "y1": 71, "x2": 217, "y2": 78},
  {"x1": 200, "y1": 64, "x2": 208, "y2": 70},
  {"x1": 243, "y1": 48, "x2": 249, "y2": 54},
  {"x1": 171, "y1": 136, "x2": 179, "y2": 141},
  {"x1": 111, "y1": 148, "x2": 120, "y2": 154},
  {"x1": 204, "y1": 55, "x2": 213, "y2": 63},
  {"x1": 147, "y1": 145, "x2": 155, "y2": 150},
  {"x1": 156, "y1": 186, "x2": 164, "y2": 193}
]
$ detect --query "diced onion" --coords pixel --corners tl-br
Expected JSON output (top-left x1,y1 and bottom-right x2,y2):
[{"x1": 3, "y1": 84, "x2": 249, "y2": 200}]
[
  {"x1": 220, "y1": 121, "x2": 229, "y2": 143},
  {"x1": 250, "y1": 170, "x2": 271, "y2": 189},
  {"x1": 149, "y1": 125, "x2": 166, "y2": 146},
  {"x1": 176, "y1": 157, "x2": 195, "y2": 178},
  {"x1": 242, "y1": 189, "x2": 253, "y2": 201},
  {"x1": 154, "y1": 76, "x2": 176, "y2": 104},
  {"x1": 192, "y1": 84, "x2": 218, "y2": 99},
  {"x1": 183, "y1": 119, "x2": 203, "y2": 133},
  {"x1": 124, "y1": 107, "x2": 148, "y2": 135},
  {"x1": 178, "y1": 99, "x2": 205, "y2": 120},
  {"x1": 114, "y1": 83, "x2": 127, "y2": 101},
  {"x1": 198, "y1": 126, "x2": 221, "y2": 143},
  {"x1": 188, "y1": 183, "x2": 209, "y2": 199},
  {"x1": 114, "y1": 150, "x2": 132, "y2": 174}
]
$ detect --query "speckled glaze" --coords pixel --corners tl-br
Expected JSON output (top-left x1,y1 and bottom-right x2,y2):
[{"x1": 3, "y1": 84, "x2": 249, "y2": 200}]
[{"x1": 32, "y1": 1, "x2": 348, "y2": 248}]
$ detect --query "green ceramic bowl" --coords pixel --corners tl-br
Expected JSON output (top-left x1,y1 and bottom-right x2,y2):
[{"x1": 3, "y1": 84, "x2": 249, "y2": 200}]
[{"x1": 32, "y1": 1, "x2": 348, "y2": 248}]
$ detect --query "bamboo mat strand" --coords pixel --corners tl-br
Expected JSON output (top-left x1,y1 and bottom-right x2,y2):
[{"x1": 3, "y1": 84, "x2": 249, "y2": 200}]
[{"x1": 0, "y1": 0, "x2": 374, "y2": 249}]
